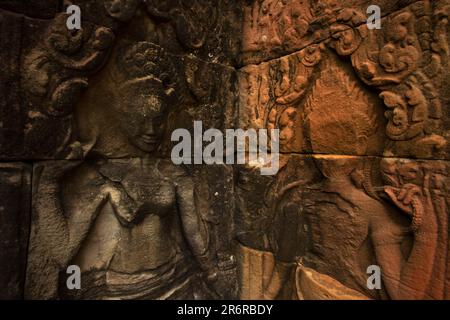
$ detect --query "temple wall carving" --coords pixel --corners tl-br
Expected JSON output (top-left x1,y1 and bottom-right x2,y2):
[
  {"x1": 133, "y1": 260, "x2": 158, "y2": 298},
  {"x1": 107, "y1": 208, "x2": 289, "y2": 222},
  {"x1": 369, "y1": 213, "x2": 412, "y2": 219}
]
[
  {"x1": 237, "y1": 0, "x2": 450, "y2": 300},
  {"x1": 0, "y1": 0, "x2": 449, "y2": 300}
]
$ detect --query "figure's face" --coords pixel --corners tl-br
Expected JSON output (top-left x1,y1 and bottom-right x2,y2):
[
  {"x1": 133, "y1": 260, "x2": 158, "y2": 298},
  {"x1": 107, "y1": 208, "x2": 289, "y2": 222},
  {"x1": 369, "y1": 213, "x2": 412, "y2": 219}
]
[{"x1": 117, "y1": 83, "x2": 166, "y2": 153}]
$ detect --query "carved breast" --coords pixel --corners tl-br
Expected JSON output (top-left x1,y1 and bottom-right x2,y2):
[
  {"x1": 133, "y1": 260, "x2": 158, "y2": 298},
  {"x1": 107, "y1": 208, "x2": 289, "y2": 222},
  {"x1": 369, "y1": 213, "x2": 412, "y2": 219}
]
[{"x1": 120, "y1": 165, "x2": 177, "y2": 217}]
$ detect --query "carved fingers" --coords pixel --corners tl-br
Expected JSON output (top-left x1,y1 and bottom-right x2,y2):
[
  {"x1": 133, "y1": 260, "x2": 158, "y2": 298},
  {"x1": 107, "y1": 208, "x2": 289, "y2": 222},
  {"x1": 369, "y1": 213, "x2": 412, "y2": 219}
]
[
  {"x1": 40, "y1": 161, "x2": 83, "y2": 182},
  {"x1": 102, "y1": 185, "x2": 139, "y2": 227}
]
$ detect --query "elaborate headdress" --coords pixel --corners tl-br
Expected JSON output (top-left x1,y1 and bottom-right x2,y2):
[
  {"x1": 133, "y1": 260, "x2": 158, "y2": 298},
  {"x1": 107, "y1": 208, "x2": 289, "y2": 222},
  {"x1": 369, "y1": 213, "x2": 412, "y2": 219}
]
[{"x1": 110, "y1": 41, "x2": 179, "y2": 102}]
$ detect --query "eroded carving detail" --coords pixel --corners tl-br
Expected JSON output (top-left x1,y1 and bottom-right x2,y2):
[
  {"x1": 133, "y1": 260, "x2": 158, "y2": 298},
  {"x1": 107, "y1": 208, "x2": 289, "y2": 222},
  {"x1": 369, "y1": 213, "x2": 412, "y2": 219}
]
[
  {"x1": 1, "y1": 0, "x2": 449, "y2": 302},
  {"x1": 26, "y1": 41, "x2": 223, "y2": 300},
  {"x1": 238, "y1": 0, "x2": 450, "y2": 300}
]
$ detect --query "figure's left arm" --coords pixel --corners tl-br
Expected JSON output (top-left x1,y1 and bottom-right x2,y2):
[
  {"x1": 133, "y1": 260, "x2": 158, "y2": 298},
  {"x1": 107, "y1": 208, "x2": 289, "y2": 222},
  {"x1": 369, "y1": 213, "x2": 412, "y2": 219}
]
[{"x1": 176, "y1": 175, "x2": 218, "y2": 280}]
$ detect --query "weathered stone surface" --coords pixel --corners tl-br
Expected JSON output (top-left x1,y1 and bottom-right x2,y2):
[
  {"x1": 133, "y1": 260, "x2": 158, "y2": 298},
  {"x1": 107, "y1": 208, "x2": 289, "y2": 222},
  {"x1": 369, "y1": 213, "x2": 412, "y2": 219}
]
[
  {"x1": 0, "y1": 9, "x2": 24, "y2": 158},
  {"x1": 26, "y1": 160, "x2": 236, "y2": 299},
  {"x1": 0, "y1": 1, "x2": 59, "y2": 19},
  {"x1": 1, "y1": 1, "x2": 241, "y2": 300},
  {"x1": 0, "y1": 1, "x2": 241, "y2": 160},
  {"x1": 0, "y1": 10, "x2": 115, "y2": 159},
  {"x1": 241, "y1": 0, "x2": 428, "y2": 65},
  {"x1": 73, "y1": 41, "x2": 237, "y2": 160},
  {"x1": 237, "y1": 1, "x2": 450, "y2": 300},
  {"x1": 177, "y1": 164, "x2": 238, "y2": 299},
  {"x1": 240, "y1": 1, "x2": 450, "y2": 160},
  {"x1": 0, "y1": 0, "x2": 449, "y2": 301},
  {"x1": 236, "y1": 154, "x2": 450, "y2": 299},
  {"x1": 238, "y1": 47, "x2": 387, "y2": 156},
  {"x1": 76, "y1": 0, "x2": 242, "y2": 65},
  {"x1": 237, "y1": 244, "x2": 371, "y2": 300},
  {"x1": 0, "y1": 163, "x2": 31, "y2": 299}
]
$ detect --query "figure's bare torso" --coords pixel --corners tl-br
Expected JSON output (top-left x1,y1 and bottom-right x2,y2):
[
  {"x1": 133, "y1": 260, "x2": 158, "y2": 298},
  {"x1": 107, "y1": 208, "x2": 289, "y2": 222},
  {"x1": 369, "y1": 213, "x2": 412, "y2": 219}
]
[{"x1": 72, "y1": 159, "x2": 184, "y2": 274}]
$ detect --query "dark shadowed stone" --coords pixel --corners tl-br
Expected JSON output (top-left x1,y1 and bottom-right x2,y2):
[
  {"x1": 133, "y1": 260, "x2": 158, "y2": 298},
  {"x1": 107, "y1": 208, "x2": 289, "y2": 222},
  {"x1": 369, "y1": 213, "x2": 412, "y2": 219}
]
[
  {"x1": 0, "y1": 163, "x2": 31, "y2": 299},
  {"x1": 0, "y1": 1, "x2": 59, "y2": 19}
]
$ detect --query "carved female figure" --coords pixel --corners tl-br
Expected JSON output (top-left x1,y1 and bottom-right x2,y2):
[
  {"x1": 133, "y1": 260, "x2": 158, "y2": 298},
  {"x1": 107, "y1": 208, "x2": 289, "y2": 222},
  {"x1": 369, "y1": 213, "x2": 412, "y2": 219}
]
[
  {"x1": 265, "y1": 66, "x2": 445, "y2": 299},
  {"x1": 26, "y1": 42, "x2": 217, "y2": 299},
  {"x1": 266, "y1": 121, "x2": 444, "y2": 300}
]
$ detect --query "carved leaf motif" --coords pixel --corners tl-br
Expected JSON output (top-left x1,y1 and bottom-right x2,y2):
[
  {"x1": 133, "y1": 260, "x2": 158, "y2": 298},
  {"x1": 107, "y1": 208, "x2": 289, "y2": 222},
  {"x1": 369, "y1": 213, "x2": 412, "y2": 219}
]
[{"x1": 328, "y1": 9, "x2": 366, "y2": 56}]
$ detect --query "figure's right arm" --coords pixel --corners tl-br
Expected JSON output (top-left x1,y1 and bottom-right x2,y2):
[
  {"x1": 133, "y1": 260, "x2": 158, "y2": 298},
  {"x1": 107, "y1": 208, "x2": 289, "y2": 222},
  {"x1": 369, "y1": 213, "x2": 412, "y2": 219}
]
[
  {"x1": 372, "y1": 182, "x2": 438, "y2": 300},
  {"x1": 33, "y1": 162, "x2": 109, "y2": 265},
  {"x1": 26, "y1": 162, "x2": 110, "y2": 299}
]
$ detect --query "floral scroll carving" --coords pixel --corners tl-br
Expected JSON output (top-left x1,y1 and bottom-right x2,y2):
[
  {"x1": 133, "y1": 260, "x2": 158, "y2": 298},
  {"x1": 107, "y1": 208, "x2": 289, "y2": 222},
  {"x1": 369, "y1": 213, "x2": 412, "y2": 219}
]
[
  {"x1": 324, "y1": 2, "x2": 448, "y2": 159},
  {"x1": 23, "y1": 14, "x2": 115, "y2": 118},
  {"x1": 238, "y1": 0, "x2": 450, "y2": 301},
  {"x1": 19, "y1": 0, "x2": 235, "y2": 158}
]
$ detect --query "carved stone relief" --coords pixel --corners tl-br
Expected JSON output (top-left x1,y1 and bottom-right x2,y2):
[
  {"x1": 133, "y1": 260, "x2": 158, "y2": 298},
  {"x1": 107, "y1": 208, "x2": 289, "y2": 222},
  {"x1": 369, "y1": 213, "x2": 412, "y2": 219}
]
[
  {"x1": 0, "y1": 0, "x2": 240, "y2": 160},
  {"x1": 26, "y1": 160, "x2": 235, "y2": 299},
  {"x1": 0, "y1": 0, "x2": 449, "y2": 301},
  {"x1": 237, "y1": 0, "x2": 450, "y2": 300},
  {"x1": 1, "y1": 0, "x2": 239, "y2": 300}
]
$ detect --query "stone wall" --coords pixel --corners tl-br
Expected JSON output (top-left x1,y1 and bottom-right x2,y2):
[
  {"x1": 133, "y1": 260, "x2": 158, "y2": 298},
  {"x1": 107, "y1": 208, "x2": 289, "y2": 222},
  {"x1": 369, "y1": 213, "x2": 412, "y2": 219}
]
[{"x1": 0, "y1": 0, "x2": 449, "y2": 300}]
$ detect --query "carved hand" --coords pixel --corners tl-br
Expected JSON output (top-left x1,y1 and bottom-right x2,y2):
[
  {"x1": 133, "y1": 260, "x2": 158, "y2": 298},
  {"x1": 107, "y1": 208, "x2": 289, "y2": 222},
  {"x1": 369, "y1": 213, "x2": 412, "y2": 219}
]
[
  {"x1": 41, "y1": 161, "x2": 83, "y2": 183},
  {"x1": 103, "y1": 186, "x2": 140, "y2": 227},
  {"x1": 384, "y1": 180, "x2": 437, "y2": 234}
]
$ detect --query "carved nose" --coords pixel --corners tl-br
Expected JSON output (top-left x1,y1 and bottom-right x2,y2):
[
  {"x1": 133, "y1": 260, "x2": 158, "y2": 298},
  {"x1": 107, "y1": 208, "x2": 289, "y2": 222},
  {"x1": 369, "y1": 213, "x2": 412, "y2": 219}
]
[{"x1": 145, "y1": 124, "x2": 155, "y2": 135}]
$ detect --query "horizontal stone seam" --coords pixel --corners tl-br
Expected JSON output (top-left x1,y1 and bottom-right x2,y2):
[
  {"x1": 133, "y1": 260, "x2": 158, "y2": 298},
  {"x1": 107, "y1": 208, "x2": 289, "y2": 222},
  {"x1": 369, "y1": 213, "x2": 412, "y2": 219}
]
[
  {"x1": 4, "y1": 153, "x2": 450, "y2": 162},
  {"x1": 237, "y1": 0, "x2": 425, "y2": 69}
]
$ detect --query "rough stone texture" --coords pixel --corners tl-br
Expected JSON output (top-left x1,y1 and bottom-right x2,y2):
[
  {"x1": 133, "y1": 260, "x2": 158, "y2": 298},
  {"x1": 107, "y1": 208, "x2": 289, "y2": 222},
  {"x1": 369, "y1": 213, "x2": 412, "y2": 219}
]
[
  {"x1": 237, "y1": 0, "x2": 450, "y2": 300},
  {"x1": 0, "y1": 163, "x2": 31, "y2": 299},
  {"x1": 0, "y1": 9, "x2": 23, "y2": 158},
  {"x1": 1, "y1": 0, "x2": 241, "y2": 300},
  {"x1": 240, "y1": 0, "x2": 450, "y2": 159},
  {"x1": 236, "y1": 155, "x2": 450, "y2": 299},
  {"x1": 0, "y1": 1, "x2": 59, "y2": 19},
  {"x1": 0, "y1": 0, "x2": 450, "y2": 301},
  {"x1": 26, "y1": 160, "x2": 236, "y2": 299},
  {"x1": 0, "y1": 0, "x2": 240, "y2": 160},
  {"x1": 241, "y1": 0, "x2": 427, "y2": 65}
]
